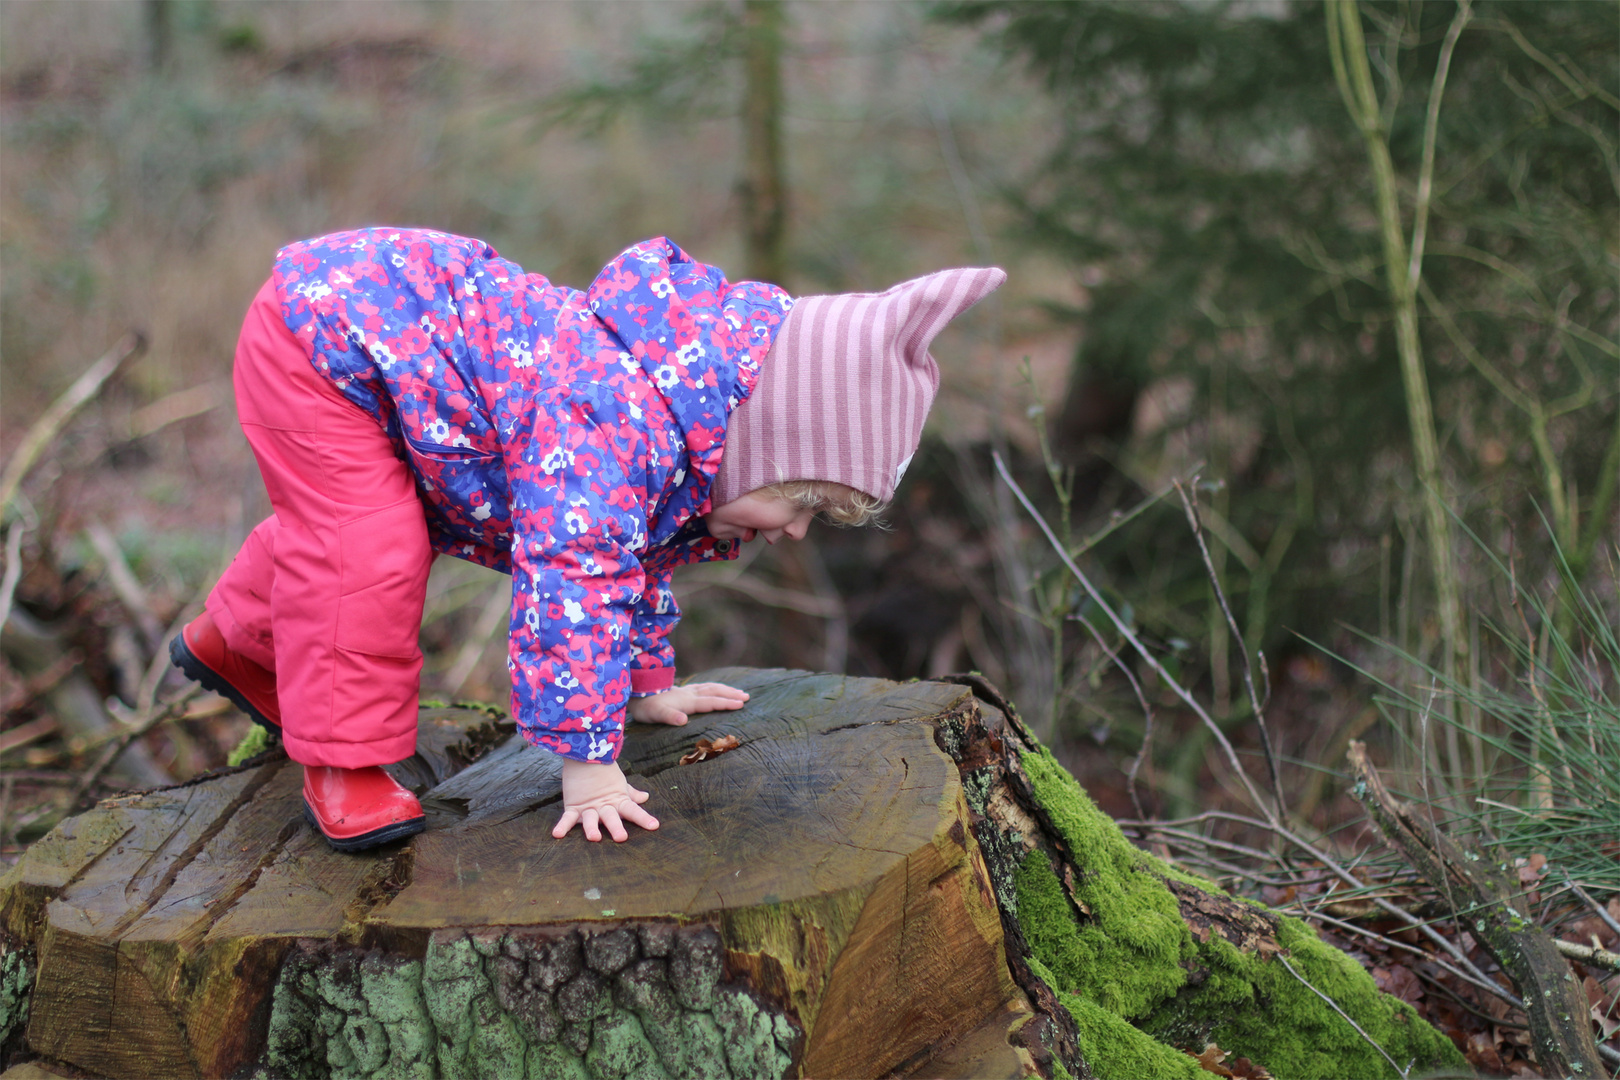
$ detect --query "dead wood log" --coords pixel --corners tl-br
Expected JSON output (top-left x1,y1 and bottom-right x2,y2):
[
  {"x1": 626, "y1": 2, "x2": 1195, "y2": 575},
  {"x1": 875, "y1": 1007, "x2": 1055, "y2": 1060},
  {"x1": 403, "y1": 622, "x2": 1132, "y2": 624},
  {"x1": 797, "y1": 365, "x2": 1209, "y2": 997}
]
[
  {"x1": 0, "y1": 672, "x2": 1462, "y2": 1079},
  {"x1": 1347, "y1": 740, "x2": 1604, "y2": 1078}
]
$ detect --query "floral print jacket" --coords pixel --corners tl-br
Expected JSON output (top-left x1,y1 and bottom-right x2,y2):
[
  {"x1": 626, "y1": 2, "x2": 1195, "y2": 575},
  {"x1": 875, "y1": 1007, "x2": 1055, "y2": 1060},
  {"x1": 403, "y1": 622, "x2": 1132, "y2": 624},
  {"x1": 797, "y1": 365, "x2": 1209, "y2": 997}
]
[{"x1": 274, "y1": 228, "x2": 792, "y2": 762}]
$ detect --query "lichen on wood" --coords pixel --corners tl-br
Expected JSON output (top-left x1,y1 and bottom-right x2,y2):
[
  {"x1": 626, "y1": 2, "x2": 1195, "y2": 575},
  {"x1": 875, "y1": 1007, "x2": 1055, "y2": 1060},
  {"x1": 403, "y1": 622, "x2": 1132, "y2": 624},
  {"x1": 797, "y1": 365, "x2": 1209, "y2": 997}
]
[
  {"x1": 0, "y1": 939, "x2": 33, "y2": 1051},
  {"x1": 264, "y1": 924, "x2": 796, "y2": 1080}
]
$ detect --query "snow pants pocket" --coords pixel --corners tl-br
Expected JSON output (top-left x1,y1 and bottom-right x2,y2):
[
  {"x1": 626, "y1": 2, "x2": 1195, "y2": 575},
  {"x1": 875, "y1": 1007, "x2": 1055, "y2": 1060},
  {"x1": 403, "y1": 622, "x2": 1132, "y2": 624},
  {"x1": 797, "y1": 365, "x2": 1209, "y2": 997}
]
[{"x1": 335, "y1": 497, "x2": 432, "y2": 660}]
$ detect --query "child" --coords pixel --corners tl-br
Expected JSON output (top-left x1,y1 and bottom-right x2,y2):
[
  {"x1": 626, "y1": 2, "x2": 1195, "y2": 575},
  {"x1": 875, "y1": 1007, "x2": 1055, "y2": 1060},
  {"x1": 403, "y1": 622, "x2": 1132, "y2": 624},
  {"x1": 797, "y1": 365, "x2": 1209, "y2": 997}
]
[{"x1": 171, "y1": 227, "x2": 1003, "y2": 850}]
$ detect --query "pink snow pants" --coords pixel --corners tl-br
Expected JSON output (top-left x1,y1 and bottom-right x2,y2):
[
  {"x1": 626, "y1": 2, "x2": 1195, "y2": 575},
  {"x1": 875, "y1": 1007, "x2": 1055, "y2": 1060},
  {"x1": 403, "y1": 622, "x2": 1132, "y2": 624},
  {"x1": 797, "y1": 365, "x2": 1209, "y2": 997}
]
[{"x1": 206, "y1": 279, "x2": 431, "y2": 767}]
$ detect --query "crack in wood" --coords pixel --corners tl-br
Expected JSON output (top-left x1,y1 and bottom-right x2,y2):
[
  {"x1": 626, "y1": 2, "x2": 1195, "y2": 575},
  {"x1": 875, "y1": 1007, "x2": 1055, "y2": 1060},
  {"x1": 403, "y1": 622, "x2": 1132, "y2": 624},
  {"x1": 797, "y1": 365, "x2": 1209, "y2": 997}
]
[{"x1": 108, "y1": 760, "x2": 286, "y2": 939}]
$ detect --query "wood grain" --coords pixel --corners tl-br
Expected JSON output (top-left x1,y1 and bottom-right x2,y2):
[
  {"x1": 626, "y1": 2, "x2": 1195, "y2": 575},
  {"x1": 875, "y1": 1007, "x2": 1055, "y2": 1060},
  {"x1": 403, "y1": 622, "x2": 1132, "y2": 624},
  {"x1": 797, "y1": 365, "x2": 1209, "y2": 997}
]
[{"x1": 1, "y1": 669, "x2": 1029, "y2": 1078}]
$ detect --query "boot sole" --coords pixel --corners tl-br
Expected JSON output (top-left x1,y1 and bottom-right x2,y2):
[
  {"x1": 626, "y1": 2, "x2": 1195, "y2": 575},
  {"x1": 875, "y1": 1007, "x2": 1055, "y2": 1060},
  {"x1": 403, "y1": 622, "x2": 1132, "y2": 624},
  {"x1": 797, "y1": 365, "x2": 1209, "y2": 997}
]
[
  {"x1": 303, "y1": 801, "x2": 426, "y2": 853},
  {"x1": 169, "y1": 633, "x2": 281, "y2": 732}
]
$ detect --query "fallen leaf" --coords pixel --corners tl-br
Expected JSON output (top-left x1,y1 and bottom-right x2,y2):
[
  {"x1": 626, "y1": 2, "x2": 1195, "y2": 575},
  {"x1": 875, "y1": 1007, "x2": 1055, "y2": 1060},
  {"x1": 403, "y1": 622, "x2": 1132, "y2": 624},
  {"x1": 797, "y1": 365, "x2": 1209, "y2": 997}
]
[
  {"x1": 1373, "y1": 963, "x2": 1424, "y2": 1005},
  {"x1": 1227, "y1": 1056, "x2": 1273, "y2": 1079},
  {"x1": 678, "y1": 734, "x2": 742, "y2": 765},
  {"x1": 1586, "y1": 976, "x2": 1620, "y2": 1040},
  {"x1": 1464, "y1": 1031, "x2": 1504, "y2": 1075},
  {"x1": 1191, "y1": 1043, "x2": 1236, "y2": 1078}
]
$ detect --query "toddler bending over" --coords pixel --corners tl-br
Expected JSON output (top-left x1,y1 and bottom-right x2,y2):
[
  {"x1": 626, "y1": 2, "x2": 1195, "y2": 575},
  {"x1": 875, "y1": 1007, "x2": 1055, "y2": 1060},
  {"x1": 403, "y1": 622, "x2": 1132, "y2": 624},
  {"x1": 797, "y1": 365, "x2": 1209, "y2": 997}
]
[{"x1": 171, "y1": 228, "x2": 1002, "y2": 849}]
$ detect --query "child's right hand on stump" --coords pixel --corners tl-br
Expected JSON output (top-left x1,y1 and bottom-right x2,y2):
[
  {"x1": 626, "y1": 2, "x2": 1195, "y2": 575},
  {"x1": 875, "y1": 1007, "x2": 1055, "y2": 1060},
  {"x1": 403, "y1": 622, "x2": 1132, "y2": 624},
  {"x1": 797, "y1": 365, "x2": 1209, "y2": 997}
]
[{"x1": 554, "y1": 759, "x2": 659, "y2": 842}]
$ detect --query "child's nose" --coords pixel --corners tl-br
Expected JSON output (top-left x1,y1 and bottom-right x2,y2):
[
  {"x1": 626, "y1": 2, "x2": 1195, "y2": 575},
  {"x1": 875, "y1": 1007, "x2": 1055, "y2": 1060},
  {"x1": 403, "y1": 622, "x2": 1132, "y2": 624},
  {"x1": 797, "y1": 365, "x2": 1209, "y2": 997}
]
[{"x1": 785, "y1": 517, "x2": 810, "y2": 541}]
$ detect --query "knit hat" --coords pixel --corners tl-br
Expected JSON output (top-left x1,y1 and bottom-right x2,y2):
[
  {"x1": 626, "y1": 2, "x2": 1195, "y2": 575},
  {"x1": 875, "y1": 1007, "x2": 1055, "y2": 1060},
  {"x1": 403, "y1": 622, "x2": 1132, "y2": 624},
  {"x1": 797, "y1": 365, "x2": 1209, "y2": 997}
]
[{"x1": 712, "y1": 265, "x2": 1006, "y2": 507}]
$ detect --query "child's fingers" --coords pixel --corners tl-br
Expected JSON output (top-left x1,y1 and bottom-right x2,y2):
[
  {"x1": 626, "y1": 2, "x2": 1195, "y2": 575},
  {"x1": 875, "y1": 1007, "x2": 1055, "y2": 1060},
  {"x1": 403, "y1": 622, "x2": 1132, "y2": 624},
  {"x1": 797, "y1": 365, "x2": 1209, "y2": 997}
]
[
  {"x1": 690, "y1": 683, "x2": 750, "y2": 702},
  {"x1": 618, "y1": 800, "x2": 659, "y2": 833},
  {"x1": 582, "y1": 809, "x2": 602, "y2": 843},
  {"x1": 599, "y1": 805, "x2": 628, "y2": 843},
  {"x1": 629, "y1": 785, "x2": 650, "y2": 804},
  {"x1": 691, "y1": 694, "x2": 746, "y2": 712},
  {"x1": 553, "y1": 808, "x2": 580, "y2": 839},
  {"x1": 643, "y1": 703, "x2": 687, "y2": 726}
]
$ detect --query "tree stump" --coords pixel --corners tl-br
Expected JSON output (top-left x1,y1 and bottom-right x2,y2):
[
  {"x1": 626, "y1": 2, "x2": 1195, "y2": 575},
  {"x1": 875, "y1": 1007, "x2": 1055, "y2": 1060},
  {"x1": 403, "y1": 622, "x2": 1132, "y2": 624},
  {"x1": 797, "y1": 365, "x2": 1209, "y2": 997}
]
[{"x1": 0, "y1": 669, "x2": 1464, "y2": 1079}]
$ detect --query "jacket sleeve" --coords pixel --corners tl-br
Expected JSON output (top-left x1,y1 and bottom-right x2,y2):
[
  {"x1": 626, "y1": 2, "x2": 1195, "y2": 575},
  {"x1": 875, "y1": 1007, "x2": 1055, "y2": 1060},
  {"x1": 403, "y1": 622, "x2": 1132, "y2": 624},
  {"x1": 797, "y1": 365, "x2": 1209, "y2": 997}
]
[
  {"x1": 627, "y1": 565, "x2": 678, "y2": 696},
  {"x1": 505, "y1": 391, "x2": 647, "y2": 763}
]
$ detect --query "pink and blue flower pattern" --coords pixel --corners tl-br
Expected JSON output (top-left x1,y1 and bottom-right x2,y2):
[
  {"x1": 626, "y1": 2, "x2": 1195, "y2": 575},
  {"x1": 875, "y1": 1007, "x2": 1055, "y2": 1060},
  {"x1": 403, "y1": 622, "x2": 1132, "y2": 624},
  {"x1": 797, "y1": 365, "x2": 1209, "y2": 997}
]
[{"x1": 273, "y1": 228, "x2": 792, "y2": 762}]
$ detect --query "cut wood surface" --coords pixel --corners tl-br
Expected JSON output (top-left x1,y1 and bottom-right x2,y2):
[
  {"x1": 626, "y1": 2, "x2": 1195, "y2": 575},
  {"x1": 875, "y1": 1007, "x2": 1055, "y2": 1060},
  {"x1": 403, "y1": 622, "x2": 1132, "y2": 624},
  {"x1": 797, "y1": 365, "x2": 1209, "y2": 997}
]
[
  {"x1": 0, "y1": 670, "x2": 1465, "y2": 1080},
  {"x1": 0, "y1": 671, "x2": 1034, "y2": 1080}
]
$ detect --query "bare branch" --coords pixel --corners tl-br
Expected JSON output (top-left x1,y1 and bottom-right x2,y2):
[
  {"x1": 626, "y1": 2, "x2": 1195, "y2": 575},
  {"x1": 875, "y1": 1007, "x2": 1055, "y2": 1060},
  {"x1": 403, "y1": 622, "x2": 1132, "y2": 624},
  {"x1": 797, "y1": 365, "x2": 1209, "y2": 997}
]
[
  {"x1": 1173, "y1": 477, "x2": 1285, "y2": 820},
  {"x1": 0, "y1": 524, "x2": 24, "y2": 633},
  {"x1": 0, "y1": 332, "x2": 146, "y2": 519},
  {"x1": 1075, "y1": 614, "x2": 1155, "y2": 820},
  {"x1": 991, "y1": 450, "x2": 1279, "y2": 824}
]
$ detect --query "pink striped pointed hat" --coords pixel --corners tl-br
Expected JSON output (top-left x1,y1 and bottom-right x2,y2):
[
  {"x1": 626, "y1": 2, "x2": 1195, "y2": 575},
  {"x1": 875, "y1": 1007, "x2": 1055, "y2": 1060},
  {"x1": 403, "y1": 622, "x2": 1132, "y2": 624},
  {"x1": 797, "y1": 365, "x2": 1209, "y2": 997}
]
[{"x1": 713, "y1": 265, "x2": 1006, "y2": 507}]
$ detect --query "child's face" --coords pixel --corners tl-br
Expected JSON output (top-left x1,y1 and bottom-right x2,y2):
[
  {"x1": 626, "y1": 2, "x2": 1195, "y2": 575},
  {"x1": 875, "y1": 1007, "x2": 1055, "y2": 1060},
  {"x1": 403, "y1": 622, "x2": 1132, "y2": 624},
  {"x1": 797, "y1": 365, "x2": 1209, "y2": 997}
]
[{"x1": 703, "y1": 490, "x2": 815, "y2": 545}]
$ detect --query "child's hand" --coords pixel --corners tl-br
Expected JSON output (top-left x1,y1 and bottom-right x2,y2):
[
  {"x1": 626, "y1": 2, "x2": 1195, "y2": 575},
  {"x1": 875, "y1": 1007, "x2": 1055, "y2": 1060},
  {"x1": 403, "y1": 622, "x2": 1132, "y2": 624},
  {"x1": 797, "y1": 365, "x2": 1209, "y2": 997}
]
[
  {"x1": 554, "y1": 759, "x2": 659, "y2": 842},
  {"x1": 626, "y1": 682, "x2": 750, "y2": 727}
]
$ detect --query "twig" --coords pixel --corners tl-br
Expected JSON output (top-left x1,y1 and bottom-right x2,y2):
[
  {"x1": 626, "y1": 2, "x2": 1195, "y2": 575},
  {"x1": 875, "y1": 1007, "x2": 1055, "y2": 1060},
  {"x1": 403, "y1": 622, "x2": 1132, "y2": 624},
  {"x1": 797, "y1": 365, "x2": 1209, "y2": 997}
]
[
  {"x1": 86, "y1": 523, "x2": 164, "y2": 651},
  {"x1": 0, "y1": 715, "x2": 59, "y2": 756},
  {"x1": 1172, "y1": 477, "x2": 1286, "y2": 819},
  {"x1": 1554, "y1": 938, "x2": 1620, "y2": 973},
  {"x1": 1122, "y1": 822, "x2": 1299, "y2": 867},
  {"x1": 126, "y1": 380, "x2": 226, "y2": 440},
  {"x1": 1409, "y1": 966, "x2": 1530, "y2": 1032},
  {"x1": 1277, "y1": 954, "x2": 1410, "y2": 1078},
  {"x1": 0, "y1": 331, "x2": 146, "y2": 518},
  {"x1": 1299, "y1": 907, "x2": 1527, "y2": 1008},
  {"x1": 1348, "y1": 740, "x2": 1604, "y2": 1077},
  {"x1": 991, "y1": 451, "x2": 1279, "y2": 825},
  {"x1": 0, "y1": 649, "x2": 81, "y2": 716},
  {"x1": 0, "y1": 522, "x2": 24, "y2": 633},
  {"x1": 1117, "y1": 807, "x2": 1513, "y2": 990},
  {"x1": 1567, "y1": 874, "x2": 1620, "y2": 940},
  {"x1": 697, "y1": 574, "x2": 842, "y2": 618},
  {"x1": 1076, "y1": 615, "x2": 1155, "y2": 819},
  {"x1": 70, "y1": 683, "x2": 200, "y2": 804}
]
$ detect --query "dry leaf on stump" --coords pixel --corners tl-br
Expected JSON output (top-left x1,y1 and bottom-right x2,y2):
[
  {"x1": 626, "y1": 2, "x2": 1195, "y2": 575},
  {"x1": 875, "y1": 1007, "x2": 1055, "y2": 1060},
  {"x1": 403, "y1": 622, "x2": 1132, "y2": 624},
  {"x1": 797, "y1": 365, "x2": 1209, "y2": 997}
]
[{"x1": 679, "y1": 734, "x2": 741, "y2": 765}]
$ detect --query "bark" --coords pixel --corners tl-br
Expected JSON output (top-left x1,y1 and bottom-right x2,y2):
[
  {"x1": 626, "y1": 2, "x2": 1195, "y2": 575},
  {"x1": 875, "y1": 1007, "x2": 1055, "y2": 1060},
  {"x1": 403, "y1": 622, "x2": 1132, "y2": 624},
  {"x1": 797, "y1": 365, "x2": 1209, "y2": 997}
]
[{"x1": 0, "y1": 672, "x2": 1460, "y2": 1079}]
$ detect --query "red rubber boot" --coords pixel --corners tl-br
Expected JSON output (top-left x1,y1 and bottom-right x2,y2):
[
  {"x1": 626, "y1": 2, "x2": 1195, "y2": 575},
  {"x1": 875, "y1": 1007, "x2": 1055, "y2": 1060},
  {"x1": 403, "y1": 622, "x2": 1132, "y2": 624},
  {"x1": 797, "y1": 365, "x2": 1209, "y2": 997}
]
[
  {"x1": 302, "y1": 765, "x2": 426, "y2": 852},
  {"x1": 169, "y1": 611, "x2": 282, "y2": 730}
]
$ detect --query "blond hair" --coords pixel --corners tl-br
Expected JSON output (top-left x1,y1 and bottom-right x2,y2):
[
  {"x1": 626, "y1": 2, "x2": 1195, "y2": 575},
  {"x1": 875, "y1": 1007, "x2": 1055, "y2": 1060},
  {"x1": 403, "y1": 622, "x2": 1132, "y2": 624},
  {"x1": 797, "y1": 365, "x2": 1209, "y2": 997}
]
[{"x1": 756, "y1": 480, "x2": 888, "y2": 528}]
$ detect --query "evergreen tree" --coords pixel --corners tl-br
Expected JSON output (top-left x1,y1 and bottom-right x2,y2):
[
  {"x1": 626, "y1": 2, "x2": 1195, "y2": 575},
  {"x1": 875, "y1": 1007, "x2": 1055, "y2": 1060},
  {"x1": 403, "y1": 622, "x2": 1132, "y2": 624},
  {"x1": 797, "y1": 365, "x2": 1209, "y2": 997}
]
[{"x1": 941, "y1": 0, "x2": 1617, "y2": 681}]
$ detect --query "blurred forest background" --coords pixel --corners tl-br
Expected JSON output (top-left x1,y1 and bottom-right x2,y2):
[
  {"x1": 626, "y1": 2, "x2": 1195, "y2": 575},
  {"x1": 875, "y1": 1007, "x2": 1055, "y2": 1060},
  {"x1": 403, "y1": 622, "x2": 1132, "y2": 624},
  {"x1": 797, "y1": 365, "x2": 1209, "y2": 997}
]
[{"x1": 1, "y1": 1, "x2": 1616, "y2": 1070}]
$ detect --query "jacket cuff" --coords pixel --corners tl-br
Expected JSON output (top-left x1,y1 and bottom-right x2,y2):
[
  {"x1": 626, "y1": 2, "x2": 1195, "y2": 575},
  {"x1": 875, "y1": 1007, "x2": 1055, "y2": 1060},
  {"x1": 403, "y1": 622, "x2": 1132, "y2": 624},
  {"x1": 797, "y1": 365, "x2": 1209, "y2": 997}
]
[{"x1": 629, "y1": 667, "x2": 676, "y2": 696}]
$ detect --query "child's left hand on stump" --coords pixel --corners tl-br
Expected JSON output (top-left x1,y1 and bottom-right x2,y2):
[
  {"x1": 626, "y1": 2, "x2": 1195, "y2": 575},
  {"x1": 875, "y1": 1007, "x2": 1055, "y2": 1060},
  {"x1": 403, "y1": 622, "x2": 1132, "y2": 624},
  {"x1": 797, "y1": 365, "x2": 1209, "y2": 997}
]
[{"x1": 555, "y1": 759, "x2": 659, "y2": 842}]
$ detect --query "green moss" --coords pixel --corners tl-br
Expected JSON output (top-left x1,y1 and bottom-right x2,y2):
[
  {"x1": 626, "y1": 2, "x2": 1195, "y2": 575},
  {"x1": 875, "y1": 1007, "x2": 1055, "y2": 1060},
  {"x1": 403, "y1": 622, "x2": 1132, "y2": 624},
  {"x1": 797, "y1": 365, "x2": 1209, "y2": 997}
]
[
  {"x1": 1013, "y1": 851, "x2": 1188, "y2": 1018},
  {"x1": 1021, "y1": 747, "x2": 1218, "y2": 893},
  {"x1": 1061, "y1": 993, "x2": 1203, "y2": 1080},
  {"x1": 1012, "y1": 747, "x2": 1467, "y2": 1080},
  {"x1": 1166, "y1": 927, "x2": 1464, "y2": 1079},
  {"x1": 227, "y1": 723, "x2": 271, "y2": 766},
  {"x1": 1015, "y1": 749, "x2": 1194, "y2": 1017}
]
